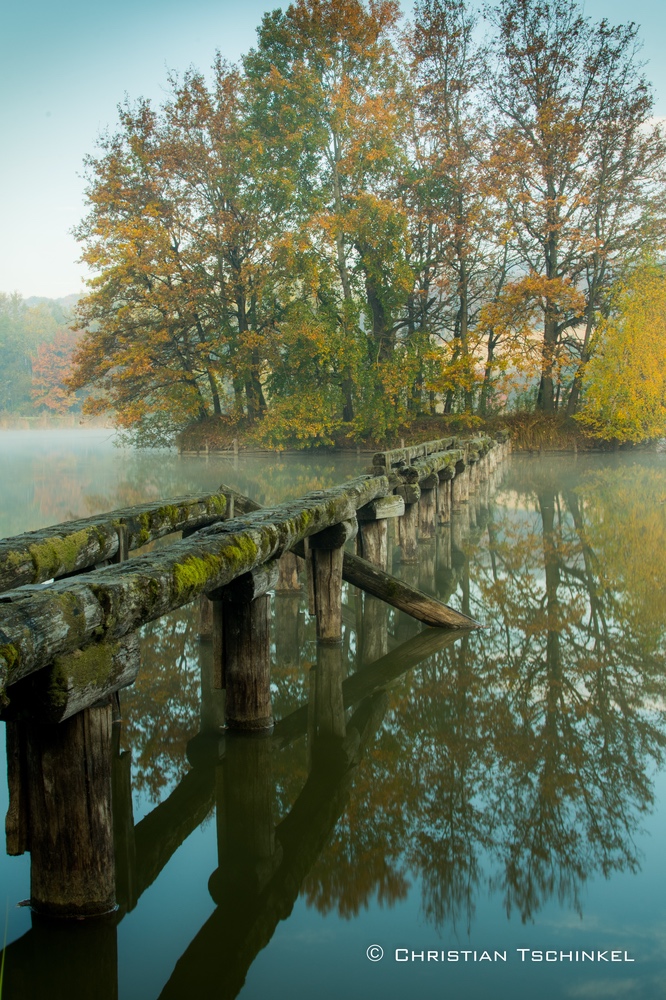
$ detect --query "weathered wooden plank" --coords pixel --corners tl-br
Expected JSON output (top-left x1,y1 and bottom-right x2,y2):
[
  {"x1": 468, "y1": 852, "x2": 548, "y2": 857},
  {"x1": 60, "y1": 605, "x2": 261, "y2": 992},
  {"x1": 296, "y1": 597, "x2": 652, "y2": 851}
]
[
  {"x1": 0, "y1": 474, "x2": 388, "y2": 698},
  {"x1": 0, "y1": 490, "x2": 232, "y2": 592},
  {"x1": 341, "y1": 552, "x2": 481, "y2": 629},
  {"x1": 1, "y1": 634, "x2": 140, "y2": 724},
  {"x1": 373, "y1": 437, "x2": 456, "y2": 468},
  {"x1": 357, "y1": 495, "x2": 405, "y2": 521}
]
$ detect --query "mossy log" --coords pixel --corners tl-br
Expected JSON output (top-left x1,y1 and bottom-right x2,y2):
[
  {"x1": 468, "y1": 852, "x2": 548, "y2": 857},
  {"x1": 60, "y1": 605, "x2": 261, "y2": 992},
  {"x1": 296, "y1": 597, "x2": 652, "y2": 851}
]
[
  {"x1": 357, "y1": 495, "x2": 405, "y2": 521},
  {"x1": 0, "y1": 490, "x2": 233, "y2": 592},
  {"x1": 373, "y1": 437, "x2": 456, "y2": 468},
  {"x1": 0, "y1": 634, "x2": 140, "y2": 724},
  {"x1": 0, "y1": 474, "x2": 388, "y2": 699},
  {"x1": 341, "y1": 551, "x2": 480, "y2": 629}
]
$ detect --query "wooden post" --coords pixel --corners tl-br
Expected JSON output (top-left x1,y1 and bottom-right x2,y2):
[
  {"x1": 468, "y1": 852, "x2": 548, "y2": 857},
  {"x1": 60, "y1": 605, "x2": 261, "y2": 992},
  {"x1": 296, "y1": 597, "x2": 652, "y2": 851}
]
[
  {"x1": 5, "y1": 720, "x2": 29, "y2": 855},
  {"x1": 357, "y1": 494, "x2": 403, "y2": 572},
  {"x1": 437, "y1": 469, "x2": 453, "y2": 525},
  {"x1": 218, "y1": 563, "x2": 279, "y2": 732},
  {"x1": 310, "y1": 520, "x2": 357, "y2": 644},
  {"x1": 358, "y1": 519, "x2": 389, "y2": 570},
  {"x1": 25, "y1": 703, "x2": 116, "y2": 917},
  {"x1": 452, "y1": 465, "x2": 469, "y2": 508},
  {"x1": 399, "y1": 503, "x2": 419, "y2": 562},
  {"x1": 199, "y1": 637, "x2": 226, "y2": 734},
  {"x1": 198, "y1": 595, "x2": 214, "y2": 640},
  {"x1": 419, "y1": 479, "x2": 437, "y2": 541},
  {"x1": 276, "y1": 551, "x2": 301, "y2": 592},
  {"x1": 223, "y1": 592, "x2": 273, "y2": 730}
]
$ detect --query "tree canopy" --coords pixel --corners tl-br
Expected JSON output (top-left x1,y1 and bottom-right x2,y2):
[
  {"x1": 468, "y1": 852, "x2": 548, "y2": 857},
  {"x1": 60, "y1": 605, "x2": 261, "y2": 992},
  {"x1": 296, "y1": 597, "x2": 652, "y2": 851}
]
[{"x1": 65, "y1": 0, "x2": 666, "y2": 446}]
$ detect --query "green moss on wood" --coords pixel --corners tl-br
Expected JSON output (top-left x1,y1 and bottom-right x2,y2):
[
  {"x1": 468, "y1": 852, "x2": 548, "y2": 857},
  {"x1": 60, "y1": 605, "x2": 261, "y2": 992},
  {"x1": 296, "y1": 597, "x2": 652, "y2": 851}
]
[
  {"x1": 47, "y1": 642, "x2": 120, "y2": 707},
  {"x1": 28, "y1": 528, "x2": 98, "y2": 579},
  {"x1": 173, "y1": 533, "x2": 260, "y2": 600},
  {"x1": 205, "y1": 495, "x2": 227, "y2": 517}
]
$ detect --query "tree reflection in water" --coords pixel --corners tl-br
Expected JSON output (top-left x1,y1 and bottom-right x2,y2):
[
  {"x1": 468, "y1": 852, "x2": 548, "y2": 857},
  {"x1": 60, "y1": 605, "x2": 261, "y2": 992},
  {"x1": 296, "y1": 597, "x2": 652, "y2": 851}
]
[
  {"x1": 6, "y1": 456, "x2": 666, "y2": 999},
  {"x1": 301, "y1": 459, "x2": 666, "y2": 929}
]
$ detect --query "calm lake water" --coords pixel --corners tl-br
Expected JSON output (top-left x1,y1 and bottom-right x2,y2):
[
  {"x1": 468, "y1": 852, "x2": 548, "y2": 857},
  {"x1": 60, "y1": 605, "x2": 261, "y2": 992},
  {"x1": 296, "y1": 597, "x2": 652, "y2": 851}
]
[{"x1": 2, "y1": 429, "x2": 666, "y2": 999}]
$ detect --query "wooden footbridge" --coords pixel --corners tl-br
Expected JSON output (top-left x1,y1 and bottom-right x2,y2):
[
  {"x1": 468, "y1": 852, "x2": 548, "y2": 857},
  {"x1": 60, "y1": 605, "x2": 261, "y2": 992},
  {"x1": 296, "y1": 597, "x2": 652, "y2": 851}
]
[{"x1": 0, "y1": 432, "x2": 509, "y2": 923}]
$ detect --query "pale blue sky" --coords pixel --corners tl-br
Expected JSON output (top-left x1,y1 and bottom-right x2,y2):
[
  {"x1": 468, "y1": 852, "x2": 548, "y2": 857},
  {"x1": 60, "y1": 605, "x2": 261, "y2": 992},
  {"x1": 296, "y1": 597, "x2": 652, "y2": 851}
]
[{"x1": 1, "y1": 0, "x2": 664, "y2": 298}]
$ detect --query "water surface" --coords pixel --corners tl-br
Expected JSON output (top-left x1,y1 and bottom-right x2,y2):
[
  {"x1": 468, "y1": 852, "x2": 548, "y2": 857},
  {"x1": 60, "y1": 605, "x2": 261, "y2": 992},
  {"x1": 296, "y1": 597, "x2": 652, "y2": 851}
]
[{"x1": 2, "y1": 432, "x2": 666, "y2": 999}]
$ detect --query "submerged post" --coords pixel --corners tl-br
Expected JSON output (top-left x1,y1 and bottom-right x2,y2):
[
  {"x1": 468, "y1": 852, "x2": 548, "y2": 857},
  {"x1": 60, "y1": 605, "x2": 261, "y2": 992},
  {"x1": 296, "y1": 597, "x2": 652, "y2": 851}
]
[{"x1": 24, "y1": 704, "x2": 116, "y2": 917}]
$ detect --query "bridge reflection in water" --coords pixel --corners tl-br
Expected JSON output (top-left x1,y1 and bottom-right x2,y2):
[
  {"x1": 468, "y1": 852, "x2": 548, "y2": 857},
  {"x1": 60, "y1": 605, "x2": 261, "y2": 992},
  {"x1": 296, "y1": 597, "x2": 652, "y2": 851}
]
[{"x1": 4, "y1": 452, "x2": 666, "y2": 998}]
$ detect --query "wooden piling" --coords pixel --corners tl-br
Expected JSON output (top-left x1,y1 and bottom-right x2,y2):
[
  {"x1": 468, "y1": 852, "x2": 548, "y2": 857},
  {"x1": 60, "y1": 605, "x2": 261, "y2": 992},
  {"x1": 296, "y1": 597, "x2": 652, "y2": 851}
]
[
  {"x1": 222, "y1": 593, "x2": 273, "y2": 731},
  {"x1": 25, "y1": 704, "x2": 116, "y2": 917},
  {"x1": 419, "y1": 485, "x2": 437, "y2": 541},
  {"x1": 309, "y1": 520, "x2": 356, "y2": 644},
  {"x1": 397, "y1": 501, "x2": 419, "y2": 563},
  {"x1": 358, "y1": 519, "x2": 388, "y2": 569}
]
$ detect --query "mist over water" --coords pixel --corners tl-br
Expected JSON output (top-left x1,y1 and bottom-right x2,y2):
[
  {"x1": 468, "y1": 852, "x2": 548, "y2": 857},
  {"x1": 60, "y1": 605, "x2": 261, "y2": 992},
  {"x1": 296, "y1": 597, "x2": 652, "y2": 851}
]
[{"x1": 2, "y1": 432, "x2": 666, "y2": 999}]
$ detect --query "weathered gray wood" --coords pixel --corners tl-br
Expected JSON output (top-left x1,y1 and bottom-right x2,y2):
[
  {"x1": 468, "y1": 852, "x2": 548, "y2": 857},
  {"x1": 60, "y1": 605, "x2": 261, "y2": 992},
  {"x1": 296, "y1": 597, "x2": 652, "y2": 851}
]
[
  {"x1": 0, "y1": 490, "x2": 232, "y2": 592},
  {"x1": 437, "y1": 477, "x2": 452, "y2": 524},
  {"x1": 358, "y1": 519, "x2": 388, "y2": 570},
  {"x1": 26, "y1": 703, "x2": 116, "y2": 916},
  {"x1": 0, "y1": 474, "x2": 389, "y2": 697},
  {"x1": 198, "y1": 594, "x2": 214, "y2": 639},
  {"x1": 397, "y1": 500, "x2": 419, "y2": 563},
  {"x1": 313, "y1": 547, "x2": 344, "y2": 643},
  {"x1": 341, "y1": 551, "x2": 480, "y2": 629},
  {"x1": 452, "y1": 466, "x2": 470, "y2": 506},
  {"x1": 395, "y1": 483, "x2": 421, "y2": 506},
  {"x1": 0, "y1": 634, "x2": 140, "y2": 724},
  {"x1": 303, "y1": 537, "x2": 316, "y2": 616},
  {"x1": 419, "y1": 488, "x2": 437, "y2": 540},
  {"x1": 373, "y1": 437, "x2": 456, "y2": 468},
  {"x1": 212, "y1": 560, "x2": 280, "y2": 603},
  {"x1": 308, "y1": 518, "x2": 358, "y2": 551},
  {"x1": 357, "y1": 494, "x2": 404, "y2": 521},
  {"x1": 223, "y1": 592, "x2": 273, "y2": 731},
  {"x1": 276, "y1": 552, "x2": 301, "y2": 592}
]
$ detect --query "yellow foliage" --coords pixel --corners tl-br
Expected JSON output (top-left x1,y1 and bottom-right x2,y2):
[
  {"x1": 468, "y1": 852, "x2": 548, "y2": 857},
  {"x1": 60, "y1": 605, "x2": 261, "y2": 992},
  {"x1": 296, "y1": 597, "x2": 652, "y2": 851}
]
[{"x1": 577, "y1": 263, "x2": 666, "y2": 443}]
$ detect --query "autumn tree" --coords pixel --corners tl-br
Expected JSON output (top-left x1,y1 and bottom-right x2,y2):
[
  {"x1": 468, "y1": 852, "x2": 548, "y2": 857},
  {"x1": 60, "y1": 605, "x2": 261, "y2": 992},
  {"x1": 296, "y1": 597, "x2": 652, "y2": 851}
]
[
  {"x1": 0, "y1": 294, "x2": 73, "y2": 415},
  {"x1": 576, "y1": 261, "x2": 666, "y2": 443},
  {"x1": 405, "y1": 0, "x2": 509, "y2": 415},
  {"x1": 487, "y1": 0, "x2": 666, "y2": 413},
  {"x1": 244, "y1": 0, "x2": 414, "y2": 435},
  {"x1": 31, "y1": 328, "x2": 82, "y2": 413},
  {"x1": 70, "y1": 61, "x2": 288, "y2": 443}
]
